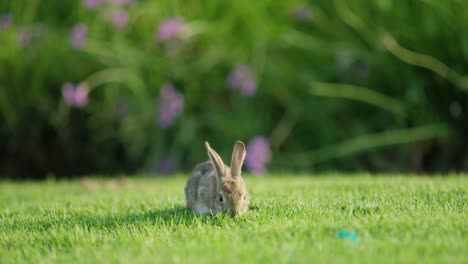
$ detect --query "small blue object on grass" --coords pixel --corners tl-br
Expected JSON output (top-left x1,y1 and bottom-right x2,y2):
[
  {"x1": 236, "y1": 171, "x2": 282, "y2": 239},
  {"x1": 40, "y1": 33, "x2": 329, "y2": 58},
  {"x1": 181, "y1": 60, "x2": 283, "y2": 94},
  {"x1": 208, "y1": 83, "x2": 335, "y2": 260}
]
[{"x1": 337, "y1": 230, "x2": 360, "y2": 242}]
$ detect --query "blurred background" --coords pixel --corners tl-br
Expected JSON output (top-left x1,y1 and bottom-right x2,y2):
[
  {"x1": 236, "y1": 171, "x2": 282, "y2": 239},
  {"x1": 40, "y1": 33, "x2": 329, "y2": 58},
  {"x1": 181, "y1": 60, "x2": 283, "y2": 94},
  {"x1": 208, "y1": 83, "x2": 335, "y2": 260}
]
[{"x1": 0, "y1": 0, "x2": 467, "y2": 179}]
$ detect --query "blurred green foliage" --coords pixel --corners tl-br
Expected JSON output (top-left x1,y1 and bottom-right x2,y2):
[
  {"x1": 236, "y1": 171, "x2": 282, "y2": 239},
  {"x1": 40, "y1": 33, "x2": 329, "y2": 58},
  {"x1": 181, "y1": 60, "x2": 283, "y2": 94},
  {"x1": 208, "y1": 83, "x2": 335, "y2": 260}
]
[{"x1": 0, "y1": 0, "x2": 467, "y2": 178}]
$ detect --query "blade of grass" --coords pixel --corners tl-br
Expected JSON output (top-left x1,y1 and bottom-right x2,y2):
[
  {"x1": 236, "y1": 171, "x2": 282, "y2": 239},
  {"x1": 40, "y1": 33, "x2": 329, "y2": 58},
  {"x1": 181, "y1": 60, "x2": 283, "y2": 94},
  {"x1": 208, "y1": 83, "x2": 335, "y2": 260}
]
[
  {"x1": 310, "y1": 82, "x2": 406, "y2": 116},
  {"x1": 282, "y1": 123, "x2": 451, "y2": 165},
  {"x1": 381, "y1": 32, "x2": 468, "y2": 92}
]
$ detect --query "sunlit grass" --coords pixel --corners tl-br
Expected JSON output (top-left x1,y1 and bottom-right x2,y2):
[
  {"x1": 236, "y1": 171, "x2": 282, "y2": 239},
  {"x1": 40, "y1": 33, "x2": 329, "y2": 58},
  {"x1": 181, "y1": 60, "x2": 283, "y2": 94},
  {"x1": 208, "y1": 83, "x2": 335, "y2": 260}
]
[{"x1": 0, "y1": 174, "x2": 466, "y2": 263}]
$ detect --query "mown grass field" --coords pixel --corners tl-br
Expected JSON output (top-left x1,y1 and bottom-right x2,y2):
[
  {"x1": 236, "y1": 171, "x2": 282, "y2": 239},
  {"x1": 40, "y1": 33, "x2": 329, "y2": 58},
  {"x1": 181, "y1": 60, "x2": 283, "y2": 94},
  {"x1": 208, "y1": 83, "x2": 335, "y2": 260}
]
[{"x1": 0, "y1": 174, "x2": 466, "y2": 263}]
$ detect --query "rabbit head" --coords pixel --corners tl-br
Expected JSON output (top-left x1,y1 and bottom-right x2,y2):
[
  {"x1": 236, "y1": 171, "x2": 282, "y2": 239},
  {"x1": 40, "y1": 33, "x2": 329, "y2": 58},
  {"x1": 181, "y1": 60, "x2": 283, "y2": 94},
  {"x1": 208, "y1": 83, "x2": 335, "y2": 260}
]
[{"x1": 205, "y1": 141, "x2": 250, "y2": 217}]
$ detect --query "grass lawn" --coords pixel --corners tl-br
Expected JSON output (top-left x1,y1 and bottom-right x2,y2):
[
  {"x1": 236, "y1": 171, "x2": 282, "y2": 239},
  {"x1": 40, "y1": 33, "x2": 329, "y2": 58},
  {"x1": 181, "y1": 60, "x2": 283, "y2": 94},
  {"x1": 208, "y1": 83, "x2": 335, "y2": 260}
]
[{"x1": 0, "y1": 174, "x2": 466, "y2": 263}]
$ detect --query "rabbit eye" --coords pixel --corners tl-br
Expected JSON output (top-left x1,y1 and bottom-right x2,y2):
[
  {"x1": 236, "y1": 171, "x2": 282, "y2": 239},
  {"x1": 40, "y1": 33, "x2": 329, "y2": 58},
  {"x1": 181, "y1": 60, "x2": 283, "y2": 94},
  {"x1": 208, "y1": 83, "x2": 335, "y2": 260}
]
[{"x1": 218, "y1": 194, "x2": 223, "y2": 202}]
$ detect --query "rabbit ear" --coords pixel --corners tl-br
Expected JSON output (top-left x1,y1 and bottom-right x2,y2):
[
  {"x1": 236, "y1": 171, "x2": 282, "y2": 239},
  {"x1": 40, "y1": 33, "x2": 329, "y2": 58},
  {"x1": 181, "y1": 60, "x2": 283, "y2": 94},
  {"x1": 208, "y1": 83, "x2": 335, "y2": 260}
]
[
  {"x1": 230, "y1": 141, "x2": 246, "y2": 178},
  {"x1": 205, "y1": 142, "x2": 227, "y2": 180}
]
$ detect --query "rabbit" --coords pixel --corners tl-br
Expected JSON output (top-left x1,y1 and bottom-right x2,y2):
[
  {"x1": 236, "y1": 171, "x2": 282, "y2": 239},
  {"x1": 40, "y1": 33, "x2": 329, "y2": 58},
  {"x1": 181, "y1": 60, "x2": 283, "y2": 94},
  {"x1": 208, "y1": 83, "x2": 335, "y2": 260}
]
[{"x1": 184, "y1": 141, "x2": 250, "y2": 217}]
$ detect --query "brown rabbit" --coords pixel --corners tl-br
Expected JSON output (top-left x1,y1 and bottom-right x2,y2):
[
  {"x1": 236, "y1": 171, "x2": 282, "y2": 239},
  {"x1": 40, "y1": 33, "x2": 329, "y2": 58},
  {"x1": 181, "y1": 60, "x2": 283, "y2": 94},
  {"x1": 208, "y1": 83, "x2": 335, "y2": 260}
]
[{"x1": 184, "y1": 141, "x2": 250, "y2": 217}]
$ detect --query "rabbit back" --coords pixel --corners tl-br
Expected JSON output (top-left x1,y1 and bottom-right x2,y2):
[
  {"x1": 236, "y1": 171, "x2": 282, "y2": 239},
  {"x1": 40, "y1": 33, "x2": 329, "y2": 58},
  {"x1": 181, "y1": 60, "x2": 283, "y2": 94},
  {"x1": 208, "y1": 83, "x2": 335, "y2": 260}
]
[{"x1": 184, "y1": 161, "x2": 220, "y2": 214}]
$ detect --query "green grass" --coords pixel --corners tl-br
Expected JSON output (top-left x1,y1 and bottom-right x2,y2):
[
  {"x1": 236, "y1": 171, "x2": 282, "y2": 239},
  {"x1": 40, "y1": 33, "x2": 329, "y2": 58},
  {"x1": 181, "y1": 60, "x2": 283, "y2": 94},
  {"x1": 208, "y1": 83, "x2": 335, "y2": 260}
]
[{"x1": 0, "y1": 174, "x2": 466, "y2": 263}]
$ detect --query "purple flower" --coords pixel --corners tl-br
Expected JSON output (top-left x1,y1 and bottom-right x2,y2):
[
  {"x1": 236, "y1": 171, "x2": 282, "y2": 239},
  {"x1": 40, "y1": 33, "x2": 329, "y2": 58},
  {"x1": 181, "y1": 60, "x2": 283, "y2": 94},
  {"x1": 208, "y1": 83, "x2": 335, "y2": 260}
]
[
  {"x1": 83, "y1": 0, "x2": 103, "y2": 10},
  {"x1": 16, "y1": 28, "x2": 32, "y2": 47},
  {"x1": 70, "y1": 24, "x2": 87, "y2": 49},
  {"x1": 0, "y1": 14, "x2": 12, "y2": 30},
  {"x1": 112, "y1": 9, "x2": 129, "y2": 29},
  {"x1": 62, "y1": 83, "x2": 89, "y2": 108},
  {"x1": 227, "y1": 64, "x2": 257, "y2": 96},
  {"x1": 293, "y1": 6, "x2": 312, "y2": 21},
  {"x1": 157, "y1": 83, "x2": 184, "y2": 128},
  {"x1": 157, "y1": 156, "x2": 176, "y2": 175},
  {"x1": 156, "y1": 18, "x2": 185, "y2": 41},
  {"x1": 245, "y1": 136, "x2": 271, "y2": 175}
]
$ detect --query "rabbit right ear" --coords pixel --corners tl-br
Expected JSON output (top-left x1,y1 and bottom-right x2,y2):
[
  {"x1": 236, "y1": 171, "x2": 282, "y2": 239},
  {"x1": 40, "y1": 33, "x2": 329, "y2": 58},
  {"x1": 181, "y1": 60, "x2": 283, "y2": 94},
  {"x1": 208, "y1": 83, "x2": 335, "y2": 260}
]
[
  {"x1": 205, "y1": 142, "x2": 227, "y2": 180},
  {"x1": 230, "y1": 141, "x2": 246, "y2": 178}
]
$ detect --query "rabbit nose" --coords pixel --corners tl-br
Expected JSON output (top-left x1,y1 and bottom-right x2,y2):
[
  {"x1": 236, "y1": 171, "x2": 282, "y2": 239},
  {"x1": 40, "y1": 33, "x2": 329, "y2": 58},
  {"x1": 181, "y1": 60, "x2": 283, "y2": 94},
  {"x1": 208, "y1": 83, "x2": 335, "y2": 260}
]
[
  {"x1": 230, "y1": 210, "x2": 239, "y2": 218},
  {"x1": 231, "y1": 209, "x2": 245, "y2": 218}
]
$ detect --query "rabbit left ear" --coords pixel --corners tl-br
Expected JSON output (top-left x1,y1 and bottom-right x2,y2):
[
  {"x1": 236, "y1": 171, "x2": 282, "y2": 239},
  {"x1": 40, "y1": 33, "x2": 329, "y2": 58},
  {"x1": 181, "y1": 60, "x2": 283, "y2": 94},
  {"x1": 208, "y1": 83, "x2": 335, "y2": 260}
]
[
  {"x1": 230, "y1": 141, "x2": 246, "y2": 178},
  {"x1": 205, "y1": 142, "x2": 227, "y2": 180}
]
